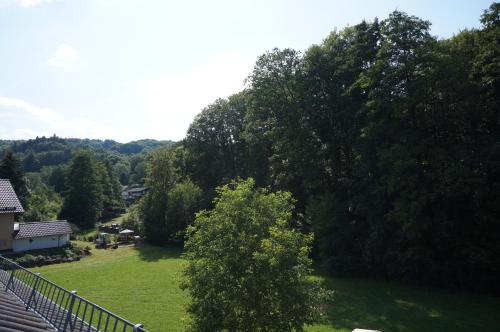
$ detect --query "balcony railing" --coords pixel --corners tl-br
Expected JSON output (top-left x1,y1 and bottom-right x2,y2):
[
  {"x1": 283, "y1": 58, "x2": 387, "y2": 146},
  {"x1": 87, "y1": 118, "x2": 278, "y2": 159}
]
[{"x1": 0, "y1": 255, "x2": 146, "y2": 332}]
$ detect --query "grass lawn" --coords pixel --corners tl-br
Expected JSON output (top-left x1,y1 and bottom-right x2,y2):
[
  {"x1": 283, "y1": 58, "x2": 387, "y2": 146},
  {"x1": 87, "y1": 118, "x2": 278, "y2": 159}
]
[
  {"x1": 31, "y1": 244, "x2": 500, "y2": 332},
  {"x1": 102, "y1": 213, "x2": 128, "y2": 226}
]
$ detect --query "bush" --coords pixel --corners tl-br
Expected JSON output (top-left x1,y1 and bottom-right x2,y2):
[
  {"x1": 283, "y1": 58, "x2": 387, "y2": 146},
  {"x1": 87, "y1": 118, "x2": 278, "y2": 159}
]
[
  {"x1": 83, "y1": 246, "x2": 92, "y2": 255},
  {"x1": 10, "y1": 244, "x2": 86, "y2": 268}
]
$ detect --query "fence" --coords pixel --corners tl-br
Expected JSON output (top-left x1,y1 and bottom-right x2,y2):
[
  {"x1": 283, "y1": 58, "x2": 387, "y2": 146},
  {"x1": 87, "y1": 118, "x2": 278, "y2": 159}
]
[{"x1": 0, "y1": 255, "x2": 146, "y2": 332}]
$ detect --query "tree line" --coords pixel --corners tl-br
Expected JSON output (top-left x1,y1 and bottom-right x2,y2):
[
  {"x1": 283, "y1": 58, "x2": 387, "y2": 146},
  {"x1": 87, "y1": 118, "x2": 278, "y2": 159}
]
[
  {"x1": 0, "y1": 150, "x2": 124, "y2": 227},
  {"x1": 0, "y1": 135, "x2": 174, "y2": 224},
  {"x1": 0, "y1": 135, "x2": 174, "y2": 186},
  {"x1": 143, "y1": 4, "x2": 499, "y2": 292}
]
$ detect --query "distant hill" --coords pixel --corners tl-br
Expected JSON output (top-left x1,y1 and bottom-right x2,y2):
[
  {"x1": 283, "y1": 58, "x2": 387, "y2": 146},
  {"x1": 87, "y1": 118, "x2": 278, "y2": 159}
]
[{"x1": 0, "y1": 135, "x2": 176, "y2": 185}]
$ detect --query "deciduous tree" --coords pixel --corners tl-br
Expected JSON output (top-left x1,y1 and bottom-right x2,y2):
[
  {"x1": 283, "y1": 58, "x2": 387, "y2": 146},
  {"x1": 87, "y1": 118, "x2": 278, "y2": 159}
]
[
  {"x1": 59, "y1": 150, "x2": 103, "y2": 228},
  {"x1": 182, "y1": 179, "x2": 329, "y2": 331}
]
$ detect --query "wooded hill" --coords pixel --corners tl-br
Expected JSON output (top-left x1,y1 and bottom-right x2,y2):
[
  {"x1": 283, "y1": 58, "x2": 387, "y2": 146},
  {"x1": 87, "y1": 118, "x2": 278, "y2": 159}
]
[
  {"x1": 0, "y1": 136, "x2": 174, "y2": 224},
  {"x1": 0, "y1": 136, "x2": 174, "y2": 185}
]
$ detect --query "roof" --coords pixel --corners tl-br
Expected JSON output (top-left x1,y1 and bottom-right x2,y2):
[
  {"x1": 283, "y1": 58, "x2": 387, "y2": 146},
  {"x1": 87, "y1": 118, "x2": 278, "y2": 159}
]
[
  {"x1": 0, "y1": 179, "x2": 24, "y2": 214},
  {"x1": 14, "y1": 221, "x2": 72, "y2": 240},
  {"x1": 0, "y1": 283, "x2": 57, "y2": 331},
  {"x1": 124, "y1": 187, "x2": 149, "y2": 193}
]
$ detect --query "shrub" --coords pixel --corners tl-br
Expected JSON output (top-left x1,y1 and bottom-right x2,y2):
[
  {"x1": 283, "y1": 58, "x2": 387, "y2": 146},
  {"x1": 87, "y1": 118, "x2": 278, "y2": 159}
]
[{"x1": 11, "y1": 244, "x2": 85, "y2": 267}]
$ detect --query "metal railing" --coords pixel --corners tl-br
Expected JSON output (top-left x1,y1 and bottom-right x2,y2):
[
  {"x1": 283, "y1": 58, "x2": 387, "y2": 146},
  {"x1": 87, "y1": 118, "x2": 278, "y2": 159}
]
[{"x1": 0, "y1": 255, "x2": 146, "y2": 332}]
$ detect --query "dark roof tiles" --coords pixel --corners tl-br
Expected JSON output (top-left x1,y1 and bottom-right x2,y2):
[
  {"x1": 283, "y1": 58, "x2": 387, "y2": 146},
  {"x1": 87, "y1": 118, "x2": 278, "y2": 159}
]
[
  {"x1": 0, "y1": 283, "x2": 57, "y2": 331},
  {"x1": 0, "y1": 179, "x2": 24, "y2": 214},
  {"x1": 14, "y1": 221, "x2": 72, "y2": 239}
]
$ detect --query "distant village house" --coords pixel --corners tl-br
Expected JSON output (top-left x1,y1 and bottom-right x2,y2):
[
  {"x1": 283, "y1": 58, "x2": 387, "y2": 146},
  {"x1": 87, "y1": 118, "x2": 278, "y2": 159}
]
[{"x1": 121, "y1": 185, "x2": 149, "y2": 202}]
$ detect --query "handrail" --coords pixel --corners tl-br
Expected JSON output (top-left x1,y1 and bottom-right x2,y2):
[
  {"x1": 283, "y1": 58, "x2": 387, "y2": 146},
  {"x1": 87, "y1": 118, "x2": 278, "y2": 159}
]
[{"x1": 0, "y1": 255, "x2": 146, "y2": 332}]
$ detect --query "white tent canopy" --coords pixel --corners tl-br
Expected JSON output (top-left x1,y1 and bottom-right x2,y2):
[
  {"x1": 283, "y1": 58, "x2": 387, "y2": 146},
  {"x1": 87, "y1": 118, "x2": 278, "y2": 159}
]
[{"x1": 119, "y1": 229, "x2": 134, "y2": 234}]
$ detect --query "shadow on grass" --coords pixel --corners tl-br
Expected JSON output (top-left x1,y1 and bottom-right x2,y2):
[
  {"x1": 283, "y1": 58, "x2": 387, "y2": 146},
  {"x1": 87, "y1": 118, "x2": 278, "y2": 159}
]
[
  {"x1": 134, "y1": 244, "x2": 183, "y2": 262},
  {"x1": 315, "y1": 274, "x2": 500, "y2": 332}
]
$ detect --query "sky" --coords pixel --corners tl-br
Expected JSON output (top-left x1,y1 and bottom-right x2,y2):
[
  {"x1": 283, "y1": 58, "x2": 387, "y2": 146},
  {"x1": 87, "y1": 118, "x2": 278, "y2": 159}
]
[{"x1": 0, "y1": 0, "x2": 493, "y2": 142}]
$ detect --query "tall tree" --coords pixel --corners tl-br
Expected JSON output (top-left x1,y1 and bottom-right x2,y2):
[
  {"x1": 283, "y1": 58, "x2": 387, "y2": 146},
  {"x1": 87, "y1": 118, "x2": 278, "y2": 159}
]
[
  {"x1": 246, "y1": 48, "x2": 324, "y2": 209},
  {"x1": 0, "y1": 151, "x2": 29, "y2": 210},
  {"x1": 185, "y1": 93, "x2": 249, "y2": 204},
  {"x1": 99, "y1": 159, "x2": 125, "y2": 219},
  {"x1": 182, "y1": 5, "x2": 500, "y2": 292},
  {"x1": 59, "y1": 150, "x2": 103, "y2": 229},
  {"x1": 139, "y1": 148, "x2": 176, "y2": 244},
  {"x1": 166, "y1": 179, "x2": 202, "y2": 241}
]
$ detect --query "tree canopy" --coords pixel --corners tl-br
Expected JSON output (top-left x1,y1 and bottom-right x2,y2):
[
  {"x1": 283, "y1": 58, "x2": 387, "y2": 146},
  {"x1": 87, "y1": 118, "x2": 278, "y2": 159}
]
[
  {"x1": 182, "y1": 179, "x2": 329, "y2": 331},
  {"x1": 0, "y1": 151, "x2": 29, "y2": 210},
  {"x1": 59, "y1": 150, "x2": 103, "y2": 228},
  {"x1": 180, "y1": 4, "x2": 500, "y2": 293}
]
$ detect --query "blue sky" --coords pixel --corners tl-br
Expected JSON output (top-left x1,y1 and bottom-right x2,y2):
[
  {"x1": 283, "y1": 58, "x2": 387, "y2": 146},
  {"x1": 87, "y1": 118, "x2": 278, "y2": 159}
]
[{"x1": 0, "y1": 0, "x2": 493, "y2": 142}]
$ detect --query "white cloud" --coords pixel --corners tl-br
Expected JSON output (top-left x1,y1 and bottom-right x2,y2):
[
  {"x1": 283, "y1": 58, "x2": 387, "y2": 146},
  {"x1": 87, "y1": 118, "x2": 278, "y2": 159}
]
[
  {"x1": 0, "y1": 0, "x2": 52, "y2": 8},
  {"x1": 0, "y1": 96, "x2": 61, "y2": 122},
  {"x1": 0, "y1": 51, "x2": 256, "y2": 142},
  {"x1": 0, "y1": 96, "x2": 117, "y2": 140},
  {"x1": 48, "y1": 44, "x2": 76, "y2": 71}
]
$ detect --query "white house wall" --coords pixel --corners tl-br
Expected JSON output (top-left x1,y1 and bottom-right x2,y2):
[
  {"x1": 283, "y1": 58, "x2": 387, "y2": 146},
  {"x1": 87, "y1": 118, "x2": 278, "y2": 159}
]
[{"x1": 13, "y1": 234, "x2": 70, "y2": 253}]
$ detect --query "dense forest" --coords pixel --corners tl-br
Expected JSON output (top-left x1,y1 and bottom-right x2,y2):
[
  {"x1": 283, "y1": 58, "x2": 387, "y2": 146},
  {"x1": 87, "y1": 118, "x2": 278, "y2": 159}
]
[
  {"x1": 179, "y1": 4, "x2": 500, "y2": 293},
  {"x1": 1, "y1": 3, "x2": 499, "y2": 294},
  {"x1": 0, "y1": 136, "x2": 174, "y2": 222}
]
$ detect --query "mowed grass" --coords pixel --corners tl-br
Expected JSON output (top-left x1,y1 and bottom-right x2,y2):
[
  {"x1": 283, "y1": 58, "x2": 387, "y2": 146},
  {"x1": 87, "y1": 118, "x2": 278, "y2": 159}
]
[
  {"x1": 31, "y1": 244, "x2": 500, "y2": 332},
  {"x1": 31, "y1": 244, "x2": 187, "y2": 332}
]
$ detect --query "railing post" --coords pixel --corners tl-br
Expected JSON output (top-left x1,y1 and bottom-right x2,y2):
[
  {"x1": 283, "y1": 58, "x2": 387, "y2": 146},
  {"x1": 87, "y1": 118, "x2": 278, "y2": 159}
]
[
  {"x1": 63, "y1": 290, "x2": 77, "y2": 332},
  {"x1": 133, "y1": 323, "x2": 144, "y2": 332},
  {"x1": 26, "y1": 273, "x2": 41, "y2": 311},
  {"x1": 6, "y1": 266, "x2": 16, "y2": 292},
  {"x1": 0, "y1": 256, "x2": 4, "y2": 286}
]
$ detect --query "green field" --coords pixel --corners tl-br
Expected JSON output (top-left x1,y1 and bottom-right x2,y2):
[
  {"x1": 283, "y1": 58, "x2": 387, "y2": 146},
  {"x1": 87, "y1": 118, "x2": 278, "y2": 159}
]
[{"x1": 31, "y1": 244, "x2": 500, "y2": 332}]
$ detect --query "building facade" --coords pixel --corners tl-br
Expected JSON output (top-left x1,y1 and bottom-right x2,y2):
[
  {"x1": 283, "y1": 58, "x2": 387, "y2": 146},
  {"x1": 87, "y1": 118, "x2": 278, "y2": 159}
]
[{"x1": 0, "y1": 179, "x2": 24, "y2": 252}]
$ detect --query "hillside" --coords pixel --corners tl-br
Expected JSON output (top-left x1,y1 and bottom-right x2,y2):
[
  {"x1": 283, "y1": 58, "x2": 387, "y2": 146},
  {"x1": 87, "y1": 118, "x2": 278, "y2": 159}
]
[{"x1": 0, "y1": 136, "x2": 176, "y2": 185}]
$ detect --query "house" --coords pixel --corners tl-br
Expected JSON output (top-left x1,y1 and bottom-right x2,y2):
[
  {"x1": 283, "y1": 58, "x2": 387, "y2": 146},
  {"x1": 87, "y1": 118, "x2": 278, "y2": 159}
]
[
  {"x1": 0, "y1": 178, "x2": 24, "y2": 252},
  {"x1": 121, "y1": 185, "x2": 149, "y2": 202},
  {"x1": 0, "y1": 179, "x2": 72, "y2": 253},
  {"x1": 12, "y1": 221, "x2": 72, "y2": 252},
  {"x1": 0, "y1": 179, "x2": 145, "y2": 331}
]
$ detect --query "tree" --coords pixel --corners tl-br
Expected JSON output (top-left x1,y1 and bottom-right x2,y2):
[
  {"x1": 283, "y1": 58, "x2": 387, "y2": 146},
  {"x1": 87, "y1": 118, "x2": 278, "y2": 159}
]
[
  {"x1": 59, "y1": 150, "x2": 103, "y2": 229},
  {"x1": 184, "y1": 93, "x2": 249, "y2": 204},
  {"x1": 139, "y1": 148, "x2": 176, "y2": 244},
  {"x1": 182, "y1": 179, "x2": 329, "y2": 332},
  {"x1": 177, "y1": 5, "x2": 500, "y2": 292},
  {"x1": 48, "y1": 165, "x2": 67, "y2": 193},
  {"x1": 166, "y1": 179, "x2": 202, "y2": 241},
  {"x1": 0, "y1": 151, "x2": 29, "y2": 209},
  {"x1": 23, "y1": 150, "x2": 40, "y2": 172},
  {"x1": 246, "y1": 48, "x2": 320, "y2": 208},
  {"x1": 98, "y1": 159, "x2": 124, "y2": 220},
  {"x1": 23, "y1": 184, "x2": 62, "y2": 222}
]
